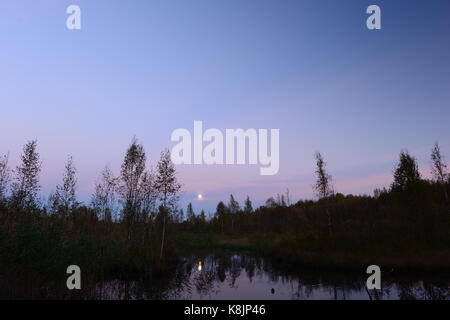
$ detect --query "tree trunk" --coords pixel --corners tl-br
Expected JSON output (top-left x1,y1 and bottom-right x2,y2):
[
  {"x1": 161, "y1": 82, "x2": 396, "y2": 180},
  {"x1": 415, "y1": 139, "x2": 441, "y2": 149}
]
[{"x1": 159, "y1": 215, "x2": 166, "y2": 262}]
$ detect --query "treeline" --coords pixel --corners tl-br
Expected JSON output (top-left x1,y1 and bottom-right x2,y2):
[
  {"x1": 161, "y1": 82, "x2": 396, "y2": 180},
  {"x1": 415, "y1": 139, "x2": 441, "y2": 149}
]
[
  {"x1": 182, "y1": 144, "x2": 449, "y2": 233},
  {"x1": 1, "y1": 139, "x2": 450, "y2": 279},
  {"x1": 0, "y1": 138, "x2": 183, "y2": 289},
  {"x1": 178, "y1": 144, "x2": 450, "y2": 268}
]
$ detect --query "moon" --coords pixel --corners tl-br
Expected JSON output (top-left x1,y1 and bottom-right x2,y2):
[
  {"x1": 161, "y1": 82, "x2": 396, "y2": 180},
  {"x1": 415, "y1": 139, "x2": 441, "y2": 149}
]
[{"x1": 197, "y1": 194, "x2": 203, "y2": 200}]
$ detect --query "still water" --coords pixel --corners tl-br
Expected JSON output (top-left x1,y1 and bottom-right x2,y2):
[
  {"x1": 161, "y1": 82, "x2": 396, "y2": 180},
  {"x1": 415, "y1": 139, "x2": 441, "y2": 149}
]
[{"x1": 93, "y1": 253, "x2": 450, "y2": 300}]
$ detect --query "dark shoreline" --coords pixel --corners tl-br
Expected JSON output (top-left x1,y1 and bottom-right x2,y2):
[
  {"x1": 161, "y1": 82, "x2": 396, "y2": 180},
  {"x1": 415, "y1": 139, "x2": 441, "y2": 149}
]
[{"x1": 176, "y1": 233, "x2": 450, "y2": 274}]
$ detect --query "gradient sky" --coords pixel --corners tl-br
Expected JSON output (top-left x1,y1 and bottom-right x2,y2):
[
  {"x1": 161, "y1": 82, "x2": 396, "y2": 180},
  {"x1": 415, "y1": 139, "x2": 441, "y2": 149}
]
[{"x1": 1, "y1": 0, "x2": 450, "y2": 214}]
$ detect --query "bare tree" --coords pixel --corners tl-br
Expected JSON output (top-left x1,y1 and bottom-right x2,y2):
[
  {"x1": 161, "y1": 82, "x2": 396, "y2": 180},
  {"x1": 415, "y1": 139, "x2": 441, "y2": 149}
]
[
  {"x1": 11, "y1": 140, "x2": 42, "y2": 211},
  {"x1": 314, "y1": 152, "x2": 334, "y2": 236},
  {"x1": 228, "y1": 194, "x2": 240, "y2": 213},
  {"x1": 49, "y1": 155, "x2": 78, "y2": 216},
  {"x1": 119, "y1": 137, "x2": 146, "y2": 239},
  {"x1": 91, "y1": 165, "x2": 118, "y2": 221},
  {"x1": 154, "y1": 149, "x2": 181, "y2": 209},
  {"x1": 431, "y1": 142, "x2": 448, "y2": 202},
  {"x1": 431, "y1": 143, "x2": 448, "y2": 183},
  {"x1": 0, "y1": 153, "x2": 11, "y2": 203},
  {"x1": 314, "y1": 152, "x2": 334, "y2": 199},
  {"x1": 154, "y1": 149, "x2": 181, "y2": 261}
]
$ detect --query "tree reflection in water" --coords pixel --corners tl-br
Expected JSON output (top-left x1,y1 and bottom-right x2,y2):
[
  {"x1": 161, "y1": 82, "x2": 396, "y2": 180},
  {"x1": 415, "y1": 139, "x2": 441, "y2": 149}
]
[
  {"x1": 2, "y1": 253, "x2": 449, "y2": 299},
  {"x1": 90, "y1": 253, "x2": 450, "y2": 300}
]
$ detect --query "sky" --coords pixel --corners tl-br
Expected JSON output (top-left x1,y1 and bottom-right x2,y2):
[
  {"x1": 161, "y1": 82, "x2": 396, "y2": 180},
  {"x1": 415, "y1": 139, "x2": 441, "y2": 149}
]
[{"x1": 1, "y1": 0, "x2": 450, "y2": 214}]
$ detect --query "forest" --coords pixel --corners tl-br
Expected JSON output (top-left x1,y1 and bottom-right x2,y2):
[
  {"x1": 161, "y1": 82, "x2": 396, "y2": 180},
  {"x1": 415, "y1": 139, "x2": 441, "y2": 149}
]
[{"x1": 1, "y1": 138, "x2": 450, "y2": 298}]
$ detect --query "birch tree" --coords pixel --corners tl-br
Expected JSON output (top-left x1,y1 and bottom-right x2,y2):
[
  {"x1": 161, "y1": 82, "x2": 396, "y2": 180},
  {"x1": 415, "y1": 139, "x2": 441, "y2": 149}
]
[
  {"x1": 0, "y1": 153, "x2": 11, "y2": 204},
  {"x1": 91, "y1": 165, "x2": 118, "y2": 221},
  {"x1": 50, "y1": 155, "x2": 78, "y2": 216},
  {"x1": 11, "y1": 140, "x2": 42, "y2": 211},
  {"x1": 119, "y1": 137, "x2": 146, "y2": 238},
  {"x1": 154, "y1": 149, "x2": 181, "y2": 260}
]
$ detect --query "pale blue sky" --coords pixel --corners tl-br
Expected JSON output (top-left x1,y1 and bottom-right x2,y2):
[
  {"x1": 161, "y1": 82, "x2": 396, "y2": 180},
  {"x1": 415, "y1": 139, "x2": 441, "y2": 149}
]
[{"x1": 1, "y1": 0, "x2": 450, "y2": 213}]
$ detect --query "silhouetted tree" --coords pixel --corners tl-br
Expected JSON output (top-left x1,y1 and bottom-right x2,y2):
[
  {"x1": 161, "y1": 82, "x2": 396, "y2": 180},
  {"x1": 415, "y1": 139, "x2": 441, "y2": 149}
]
[
  {"x1": 314, "y1": 152, "x2": 334, "y2": 199},
  {"x1": 215, "y1": 201, "x2": 227, "y2": 233},
  {"x1": 154, "y1": 149, "x2": 181, "y2": 210},
  {"x1": 11, "y1": 140, "x2": 41, "y2": 211},
  {"x1": 228, "y1": 194, "x2": 240, "y2": 231},
  {"x1": 244, "y1": 196, "x2": 253, "y2": 214},
  {"x1": 199, "y1": 210, "x2": 206, "y2": 224},
  {"x1": 91, "y1": 165, "x2": 118, "y2": 221},
  {"x1": 187, "y1": 202, "x2": 195, "y2": 224},
  {"x1": 154, "y1": 149, "x2": 181, "y2": 260},
  {"x1": 392, "y1": 150, "x2": 421, "y2": 190},
  {"x1": 228, "y1": 194, "x2": 240, "y2": 213},
  {"x1": 431, "y1": 142, "x2": 448, "y2": 203},
  {"x1": 0, "y1": 153, "x2": 11, "y2": 204},
  {"x1": 119, "y1": 137, "x2": 146, "y2": 238},
  {"x1": 49, "y1": 155, "x2": 78, "y2": 216},
  {"x1": 431, "y1": 143, "x2": 448, "y2": 183},
  {"x1": 265, "y1": 197, "x2": 278, "y2": 208},
  {"x1": 314, "y1": 152, "x2": 334, "y2": 235}
]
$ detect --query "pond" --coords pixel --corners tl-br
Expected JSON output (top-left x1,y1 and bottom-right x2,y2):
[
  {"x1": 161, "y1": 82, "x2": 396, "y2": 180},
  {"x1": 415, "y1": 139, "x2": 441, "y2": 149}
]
[{"x1": 92, "y1": 253, "x2": 450, "y2": 300}]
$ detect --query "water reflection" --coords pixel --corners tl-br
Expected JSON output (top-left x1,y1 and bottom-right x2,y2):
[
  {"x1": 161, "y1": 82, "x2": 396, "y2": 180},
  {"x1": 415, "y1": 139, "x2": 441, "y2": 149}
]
[
  {"x1": 92, "y1": 253, "x2": 450, "y2": 300},
  {"x1": 2, "y1": 253, "x2": 449, "y2": 299}
]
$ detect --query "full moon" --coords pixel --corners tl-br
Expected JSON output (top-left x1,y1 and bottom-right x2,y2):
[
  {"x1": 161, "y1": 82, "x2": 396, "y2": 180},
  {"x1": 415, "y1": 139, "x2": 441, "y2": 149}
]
[{"x1": 197, "y1": 194, "x2": 203, "y2": 200}]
